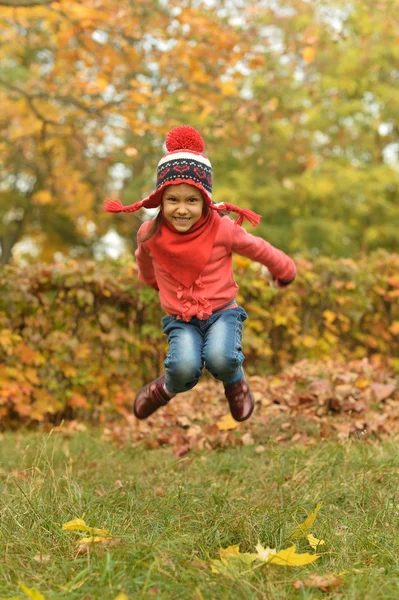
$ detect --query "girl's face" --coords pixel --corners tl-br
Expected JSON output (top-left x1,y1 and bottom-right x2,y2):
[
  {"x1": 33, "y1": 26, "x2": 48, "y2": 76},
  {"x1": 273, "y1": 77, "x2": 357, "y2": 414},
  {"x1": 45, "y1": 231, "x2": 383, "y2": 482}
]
[{"x1": 162, "y1": 184, "x2": 204, "y2": 232}]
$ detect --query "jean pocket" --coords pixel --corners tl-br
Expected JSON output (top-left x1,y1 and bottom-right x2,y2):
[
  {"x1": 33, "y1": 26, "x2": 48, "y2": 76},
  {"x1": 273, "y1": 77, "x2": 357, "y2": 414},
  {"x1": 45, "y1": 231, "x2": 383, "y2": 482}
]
[{"x1": 237, "y1": 306, "x2": 248, "y2": 323}]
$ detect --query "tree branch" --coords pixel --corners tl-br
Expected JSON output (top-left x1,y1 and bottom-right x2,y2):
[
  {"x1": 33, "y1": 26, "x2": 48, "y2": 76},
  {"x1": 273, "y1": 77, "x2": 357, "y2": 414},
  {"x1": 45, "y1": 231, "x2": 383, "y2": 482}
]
[{"x1": 0, "y1": 78, "x2": 60, "y2": 125}]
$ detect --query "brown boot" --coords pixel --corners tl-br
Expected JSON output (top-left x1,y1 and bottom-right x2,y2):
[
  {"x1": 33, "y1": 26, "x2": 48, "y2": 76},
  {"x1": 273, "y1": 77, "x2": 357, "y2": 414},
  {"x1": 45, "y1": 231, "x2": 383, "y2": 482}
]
[
  {"x1": 224, "y1": 374, "x2": 254, "y2": 422},
  {"x1": 133, "y1": 374, "x2": 174, "y2": 420}
]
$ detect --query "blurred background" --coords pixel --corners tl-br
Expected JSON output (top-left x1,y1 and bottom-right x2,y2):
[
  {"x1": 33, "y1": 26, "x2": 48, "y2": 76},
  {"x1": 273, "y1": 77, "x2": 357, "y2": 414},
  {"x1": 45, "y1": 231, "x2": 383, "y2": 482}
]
[
  {"x1": 1, "y1": 0, "x2": 398, "y2": 266},
  {"x1": 1, "y1": 0, "x2": 399, "y2": 427}
]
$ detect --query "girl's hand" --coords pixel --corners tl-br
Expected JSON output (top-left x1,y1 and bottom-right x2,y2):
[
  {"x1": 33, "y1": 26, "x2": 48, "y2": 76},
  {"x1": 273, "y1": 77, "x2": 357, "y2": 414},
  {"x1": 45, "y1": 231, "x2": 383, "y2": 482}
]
[
  {"x1": 261, "y1": 265, "x2": 279, "y2": 288},
  {"x1": 261, "y1": 266, "x2": 294, "y2": 288}
]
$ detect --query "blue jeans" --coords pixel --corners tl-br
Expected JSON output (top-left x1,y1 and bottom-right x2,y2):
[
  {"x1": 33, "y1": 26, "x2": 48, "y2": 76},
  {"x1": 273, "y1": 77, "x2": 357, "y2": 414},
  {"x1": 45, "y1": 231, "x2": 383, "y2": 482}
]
[{"x1": 162, "y1": 306, "x2": 248, "y2": 394}]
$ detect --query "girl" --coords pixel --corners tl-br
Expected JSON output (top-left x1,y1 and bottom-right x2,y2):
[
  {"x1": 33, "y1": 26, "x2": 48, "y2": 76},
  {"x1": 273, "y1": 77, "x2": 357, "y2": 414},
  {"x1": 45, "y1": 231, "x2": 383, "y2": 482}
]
[{"x1": 105, "y1": 126, "x2": 296, "y2": 422}]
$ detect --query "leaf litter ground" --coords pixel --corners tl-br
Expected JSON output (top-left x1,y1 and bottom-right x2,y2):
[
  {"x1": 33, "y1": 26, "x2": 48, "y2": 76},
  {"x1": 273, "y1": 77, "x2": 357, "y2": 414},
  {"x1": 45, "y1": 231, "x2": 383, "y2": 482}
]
[{"x1": 100, "y1": 357, "x2": 399, "y2": 455}]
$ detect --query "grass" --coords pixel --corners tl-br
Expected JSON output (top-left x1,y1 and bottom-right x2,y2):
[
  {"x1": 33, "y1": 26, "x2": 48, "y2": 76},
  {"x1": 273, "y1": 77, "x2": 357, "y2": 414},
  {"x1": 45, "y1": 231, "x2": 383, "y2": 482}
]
[{"x1": 1, "y1": 431, "x2": 399, "y2": 599}]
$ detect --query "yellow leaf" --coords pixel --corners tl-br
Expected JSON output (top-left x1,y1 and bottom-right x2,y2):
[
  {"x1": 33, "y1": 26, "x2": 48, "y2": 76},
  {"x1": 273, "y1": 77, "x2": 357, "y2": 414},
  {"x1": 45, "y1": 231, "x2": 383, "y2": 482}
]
[
  {"x1": 18, "y1": 583, "x2": 45, "y2": 600},
  {"x1": 219, "y1": 544, "x2": 257, "y2": 566},
  {"x1": 114, "y1": 595, "x2": 129, "y2": 600},
  {"x1": 303, "y1": 46, "x2": 315, "y2": 64},
  {"x1": 219, "y1": 545, "x2": 241, "y2": 563},
  {"x1": 77, "y1": 536, "x2": 111, "y2": 545},
  {"x1": 290, "y1": 503, "x2": 323, "y2": 538},
  {"x1": 216, "y1": 414, "x2": 240, "y2": 431},
  {"x1": 255, "y1": 541, "x2": 277, "y2": 562},
  {"x1": 62, "y1": 518, "x2": 108, "y2": 536},
  {"x1": 210, "y1": 545, "x2": 257, "y2": 577},
  {"x1": 307, "y1": 533, "x2": 326, "y2": 549},
  {"x1": 355, "y1": 378, "x2": 371, "y2": 390},
  {"x1": 268, "y1": 545, "x2": 320, "y2": 566}
]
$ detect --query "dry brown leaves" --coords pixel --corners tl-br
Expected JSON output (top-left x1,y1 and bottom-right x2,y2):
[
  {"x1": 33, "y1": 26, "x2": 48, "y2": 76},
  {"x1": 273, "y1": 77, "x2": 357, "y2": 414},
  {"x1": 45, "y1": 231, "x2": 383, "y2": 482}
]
[{"x1": 102, "y1": 357, "x2": 399, "y2": 454}]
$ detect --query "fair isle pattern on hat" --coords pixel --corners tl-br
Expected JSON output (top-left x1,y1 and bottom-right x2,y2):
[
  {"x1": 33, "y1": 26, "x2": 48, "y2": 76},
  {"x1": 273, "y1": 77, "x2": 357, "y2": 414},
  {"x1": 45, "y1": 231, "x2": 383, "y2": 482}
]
[
  {"x1": 156, "y1": 152, "x2": 212, "y2": 197},
  {"x1": 104, "y1": 125, "x2": 261, "y2": 227}
]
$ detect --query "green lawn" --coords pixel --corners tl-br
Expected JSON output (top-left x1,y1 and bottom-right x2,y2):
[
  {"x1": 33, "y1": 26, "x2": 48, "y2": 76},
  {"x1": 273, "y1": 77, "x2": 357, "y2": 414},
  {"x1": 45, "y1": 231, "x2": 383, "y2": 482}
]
[{"x1": 1, "y1": 431, "x2": 399, "y2": 599}]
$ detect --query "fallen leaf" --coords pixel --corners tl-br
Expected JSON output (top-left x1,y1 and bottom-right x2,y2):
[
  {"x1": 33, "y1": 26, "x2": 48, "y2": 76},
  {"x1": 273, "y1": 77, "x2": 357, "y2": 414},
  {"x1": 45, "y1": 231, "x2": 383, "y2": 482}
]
[
  {"x1": 290, "y1": 503, "x2": 323, "y2": 538},
  {"x1": 216, "y1": 414, "x2": 240, "y2": 431},
  {"x1": 241, "y1": 433, "x2": 254, "y2": 445},
  {"x1": 255, "y1": 541, "x2": 277, "y2": 562},
  {"x1": 174, "y1": 444, "x2": 190, "y2": 457},
  {"x1": 33, "y1": 554, "x2": 51, "y2": 563},
  {"x1": 268, "y1": 545, "x2": 320, "y2": 566},
  {"x1": 219, "y1": 545, "x2": 243, "y2": 562},
  {"x1": 210, "y1": 545, "x2": 257, "y2": 577},
  {"x1": 114, "y1": 480, "x2": 123, "y2": 488},
  {"x1": 18, "y1": 582, "x2": 45, "y2": 600},
  {"x1": 302, "y1": 572, "x2": 342, "y2": 592},
  {"x1": 77, "y1": 536, "x2": 111, "y2": 545},
  {"x1": 371, "y1": 383, "x2": 396, "y2": 402},
  {"x1": 62, "y1": 518, "x2": 108, "y2": 536},
  {"x1": 355, "y1": 378, "x2": 371, "y2": 389},
  {"x1": 307, "y1": 533, "x2": 326, "y2": 549},
  {"x1": 76, "y1": 537, "x2": 121, "y2": 556}
]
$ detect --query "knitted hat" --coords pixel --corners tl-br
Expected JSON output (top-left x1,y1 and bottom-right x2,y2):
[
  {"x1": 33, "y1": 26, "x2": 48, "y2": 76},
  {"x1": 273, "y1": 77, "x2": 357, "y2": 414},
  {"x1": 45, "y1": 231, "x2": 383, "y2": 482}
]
[{"x1": 104, "y1": 125, "x2": 261, "y2": 227}]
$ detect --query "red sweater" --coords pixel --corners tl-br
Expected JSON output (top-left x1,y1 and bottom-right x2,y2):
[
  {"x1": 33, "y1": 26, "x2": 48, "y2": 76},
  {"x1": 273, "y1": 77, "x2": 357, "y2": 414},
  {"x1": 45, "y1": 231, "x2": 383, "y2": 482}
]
[{"x1": 135, "y1": 216, "x2": 296, "y2": 322}]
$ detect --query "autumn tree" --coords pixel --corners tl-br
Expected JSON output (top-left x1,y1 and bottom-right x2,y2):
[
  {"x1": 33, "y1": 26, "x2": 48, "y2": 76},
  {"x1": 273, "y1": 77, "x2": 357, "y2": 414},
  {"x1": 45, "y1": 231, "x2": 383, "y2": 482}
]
[
  {"x1": 210, "y1": 0, "x2": 399, "y2": 256},
  {"x1": 0, "y1": 0, "x2": 254, "y2": 263},
  {"x1": 0, "y1": 0, "x2": 398, "y2": 264}
]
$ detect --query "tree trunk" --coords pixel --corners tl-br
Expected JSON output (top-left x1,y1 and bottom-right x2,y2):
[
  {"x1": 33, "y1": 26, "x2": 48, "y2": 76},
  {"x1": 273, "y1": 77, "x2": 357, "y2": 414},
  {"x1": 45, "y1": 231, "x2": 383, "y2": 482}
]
[{"x1": 0, "y1": 217, "x2": 25, "y2": 265}]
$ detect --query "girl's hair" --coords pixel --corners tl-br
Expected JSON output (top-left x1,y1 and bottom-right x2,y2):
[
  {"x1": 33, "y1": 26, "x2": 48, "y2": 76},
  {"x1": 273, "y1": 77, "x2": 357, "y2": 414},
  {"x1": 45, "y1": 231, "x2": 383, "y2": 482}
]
[
  {"x1": 139, "y1": 202, "x2": 227, "y2": 243},
  {"x1": 139, "y1": 209, "x2": 163, "y2": 243}
]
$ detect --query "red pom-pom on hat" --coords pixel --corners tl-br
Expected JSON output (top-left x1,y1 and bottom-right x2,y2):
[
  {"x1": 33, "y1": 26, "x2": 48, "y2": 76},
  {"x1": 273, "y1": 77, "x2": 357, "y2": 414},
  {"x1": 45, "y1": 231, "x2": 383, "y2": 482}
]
[{"x1": 165, "y1": 125, "x2": 205, "y2": 153}]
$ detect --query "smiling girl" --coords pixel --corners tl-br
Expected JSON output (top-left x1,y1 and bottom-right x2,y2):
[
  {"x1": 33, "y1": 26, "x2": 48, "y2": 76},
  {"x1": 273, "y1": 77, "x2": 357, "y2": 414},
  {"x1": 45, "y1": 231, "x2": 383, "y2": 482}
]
[{"x1": 104, "y1": 126, "x2": 296, "y2": 422}]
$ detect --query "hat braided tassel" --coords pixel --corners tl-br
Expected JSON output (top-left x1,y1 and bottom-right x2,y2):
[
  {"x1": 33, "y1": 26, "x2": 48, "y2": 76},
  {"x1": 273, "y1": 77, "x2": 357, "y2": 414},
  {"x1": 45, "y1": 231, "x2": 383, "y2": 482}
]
[
  {"x1": 104, "y1": 198, "x2": 145, "y2": 214},
  {"x1": 213, "y1": 202, "x2": 261, "y2": 227}
]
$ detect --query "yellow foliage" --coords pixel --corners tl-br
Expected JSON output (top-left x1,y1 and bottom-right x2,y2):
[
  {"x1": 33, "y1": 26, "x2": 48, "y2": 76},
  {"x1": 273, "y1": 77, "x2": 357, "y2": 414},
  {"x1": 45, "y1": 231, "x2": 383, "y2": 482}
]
[
  {"x1": 303, "y1": 46, "x2": 316, "y2": 63},
  {"x1": 32, "y1": 191, "x2": 52, "y2": 206}
]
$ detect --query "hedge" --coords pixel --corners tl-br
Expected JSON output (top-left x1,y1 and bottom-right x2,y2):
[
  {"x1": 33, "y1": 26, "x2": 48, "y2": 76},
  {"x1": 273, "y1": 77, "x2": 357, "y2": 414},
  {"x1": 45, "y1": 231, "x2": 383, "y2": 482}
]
[{"x1": 0, "y1": 250, "x2": 398, "y2": 425}]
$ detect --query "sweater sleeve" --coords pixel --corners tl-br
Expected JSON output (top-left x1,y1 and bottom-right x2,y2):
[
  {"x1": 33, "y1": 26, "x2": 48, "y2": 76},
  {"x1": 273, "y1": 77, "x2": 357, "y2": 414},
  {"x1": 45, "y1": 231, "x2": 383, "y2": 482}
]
[
  {"x1": 134, "y1": 224, "x2": 159, "y2": 290},
  {"x1": 230, "y1": 222, "x2": 296, "y2": 284}
]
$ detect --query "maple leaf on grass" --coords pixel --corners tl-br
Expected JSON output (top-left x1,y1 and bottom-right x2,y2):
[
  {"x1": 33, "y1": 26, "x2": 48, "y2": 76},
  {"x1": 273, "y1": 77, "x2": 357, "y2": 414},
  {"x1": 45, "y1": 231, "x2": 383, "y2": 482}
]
[
  {"x1": 17, "y1": 582, "x2": 45, "y2": 600},
  {"x1": 290, "y1": 502, "x2": 323, "y2": 538},
  {"x1": 307, "y1": 533, "x2": 326, "y2": 549},
  {"x1": 210, "y1": 545, "x2": 257, "y2": 578},
  {"x1": 267, "y1": 545, "x2": 320, "y2": 567},
  {"x1": 62, "y1": 517, "x2": 108, "y2": 536},
  {"x1": 211, "y1": 541, "x2": 320, "y2": 578},
  {"x1": 256, "y1": 542, "x2": 320, "y2": 567}
]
